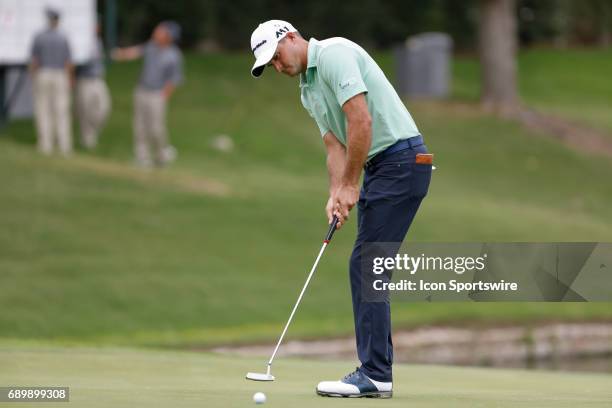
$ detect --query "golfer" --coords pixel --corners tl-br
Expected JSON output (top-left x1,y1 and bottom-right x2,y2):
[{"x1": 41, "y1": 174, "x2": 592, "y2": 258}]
[{"x1": 250, "y1": 20, "x2": 432, "y2": 398}]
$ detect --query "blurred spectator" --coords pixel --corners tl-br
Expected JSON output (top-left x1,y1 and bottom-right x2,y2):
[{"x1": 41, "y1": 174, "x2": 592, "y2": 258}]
[
  {"x1": 112, "y1": 21, "x2": 184, "y2": 168},
  {"x1": 29, "y1": 7, "x2": 74, "y2": 156},
  {"x1": 75, "y1": 20, "x2": 111, "y2": 149}
]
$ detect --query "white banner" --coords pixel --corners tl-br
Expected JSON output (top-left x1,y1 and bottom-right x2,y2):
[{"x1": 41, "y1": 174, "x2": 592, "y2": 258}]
[{"x1": 0, "y1": 0, "x2": 96, "y2": 64}]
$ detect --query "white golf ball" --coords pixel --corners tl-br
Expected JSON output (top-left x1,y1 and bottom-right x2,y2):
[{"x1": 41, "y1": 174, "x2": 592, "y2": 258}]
[{"x1": 253, "y1": 392, "x2": 266, "y2": 404}]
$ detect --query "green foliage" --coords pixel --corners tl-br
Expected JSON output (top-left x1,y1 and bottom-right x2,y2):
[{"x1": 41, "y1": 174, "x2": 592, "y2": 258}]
[
  {"x1": 111, "y1": 0, "x2": 480, "y2": 49},
  {"x1": 107, "y1": 0, "x2": 610, "y2": 50}
]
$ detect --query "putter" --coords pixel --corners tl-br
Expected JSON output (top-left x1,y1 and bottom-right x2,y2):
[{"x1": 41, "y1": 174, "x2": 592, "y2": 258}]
[{"x1": 246, "y1": 216, "x2": 340, "y2": 381}]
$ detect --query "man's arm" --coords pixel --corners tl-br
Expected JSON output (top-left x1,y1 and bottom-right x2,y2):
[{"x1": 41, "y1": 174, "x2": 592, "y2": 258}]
[
  {"x1": 162, "y1": 83, "x2": 176, "y2": 99},
  {"x1": 65, "y1": 62, "x2": 75, "y2": 87},
  {"x1": 163, "y1": 53, "x2": 182, "y2": 99},
  {"x1": 29, "y1": 38, "x2": 40, "y2": 74},
  {"x1": 323, "y1": 131, "x2": 346, "y2": 224},
  {"x1": 29, "y1": 57, "x2": 39, "y2": 74},
  {"x1": 331, "y1": 93, "x2": 371, "y2": 228},
  {"x1": 111, "y1": 45, "x2": 144, "y2": 61},
  {"x1": 342, "y1": 93, "x2": 371, "y2": 186}
]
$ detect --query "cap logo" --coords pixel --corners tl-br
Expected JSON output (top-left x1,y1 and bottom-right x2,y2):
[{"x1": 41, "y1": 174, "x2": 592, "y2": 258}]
[
  {"x1": 275, "y1": 26, "x2": 290, "y2": 38},
  {"x1": 252, "y1": 39, "x2": 267, "y2": 53}
]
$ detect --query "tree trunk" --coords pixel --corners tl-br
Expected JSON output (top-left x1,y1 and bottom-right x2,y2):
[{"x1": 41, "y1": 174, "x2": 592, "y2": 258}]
[
  {"x1": 479, "y1": 0, "x2": 519, "y2": 112},
  {"x1": 600, "y1": 1, "x2": 611, "y2": 47}
]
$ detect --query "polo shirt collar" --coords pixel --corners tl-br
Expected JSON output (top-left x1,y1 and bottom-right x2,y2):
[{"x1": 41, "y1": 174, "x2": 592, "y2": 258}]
[{"x1": 300, "y1": 38, "x2": 320, "y2": 87}]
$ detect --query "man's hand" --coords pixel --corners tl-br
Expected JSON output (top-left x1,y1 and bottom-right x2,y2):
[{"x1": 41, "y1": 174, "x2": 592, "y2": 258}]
[
  {"x1": 324, "y1": 132, "x2": 347, "y2": 228},
  {"x1": 66, "y1": 63, "x2": 75, "y2": 89},
  {"x1": 111, "y1": 46, "x2": 143, "y2": 62},
  {"x1": 330, "y1": 183, "x2": 360, "y2": 229},
  {"x1": 325, "y1": 196, "x2": 335, "y2": 225},
  {"x1": 29, "y1": 57, "x2": 40, "y2": 75},
  {"x1": 162, "y1": 83, "x2": 175, "y2": 100}
]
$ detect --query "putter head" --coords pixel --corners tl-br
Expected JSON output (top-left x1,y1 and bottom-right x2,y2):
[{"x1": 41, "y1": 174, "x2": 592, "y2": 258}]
[{"x1": 246, "y1": 372, "x2": 275, "y2": 381}]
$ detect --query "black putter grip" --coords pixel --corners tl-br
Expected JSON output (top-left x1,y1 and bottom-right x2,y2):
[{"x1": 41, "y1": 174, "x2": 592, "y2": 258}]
[{"x1": 324, "y1": 216, "x2": 339, "y2": 243}]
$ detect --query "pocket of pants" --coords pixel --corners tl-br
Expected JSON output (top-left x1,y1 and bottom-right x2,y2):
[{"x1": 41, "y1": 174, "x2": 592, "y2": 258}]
[{"x1": 410, "y1": 162, "x2": 432, "y2": 198}]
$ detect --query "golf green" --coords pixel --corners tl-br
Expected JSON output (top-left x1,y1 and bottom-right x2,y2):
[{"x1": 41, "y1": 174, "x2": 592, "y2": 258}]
[{"x1": 1, "y1": 346, "x2": 610, "y2": 407}]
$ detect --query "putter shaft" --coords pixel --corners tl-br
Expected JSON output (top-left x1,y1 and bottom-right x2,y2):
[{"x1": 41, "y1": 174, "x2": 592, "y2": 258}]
[
  {"x1": 267, "y1": 241, "x2": 329, "y2": 366},
  {"x1": 267, "y1": 217, "x2": 338, "y2": 368}
]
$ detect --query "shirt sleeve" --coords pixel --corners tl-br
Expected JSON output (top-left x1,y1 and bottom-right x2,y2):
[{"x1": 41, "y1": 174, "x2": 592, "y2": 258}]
[{"x1": 317, "y1": 45, "x2": 368, "y2": 107}]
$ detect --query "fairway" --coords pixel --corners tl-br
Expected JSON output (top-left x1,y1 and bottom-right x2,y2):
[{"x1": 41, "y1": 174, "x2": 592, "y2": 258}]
[{"x1": 1, "y1": 346, "x2": 611, "y2": 407}]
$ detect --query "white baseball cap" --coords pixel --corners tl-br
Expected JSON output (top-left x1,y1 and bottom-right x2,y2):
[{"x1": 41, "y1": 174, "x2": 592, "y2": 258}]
[{"x1": 250, "y1": 20, "x2": 297, "y2": 78}]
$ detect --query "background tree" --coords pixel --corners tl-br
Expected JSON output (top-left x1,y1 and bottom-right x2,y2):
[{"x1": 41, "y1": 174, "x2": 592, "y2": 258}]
[{"x1": 478, "y1": 0, "x2": 519, "y2": 112}]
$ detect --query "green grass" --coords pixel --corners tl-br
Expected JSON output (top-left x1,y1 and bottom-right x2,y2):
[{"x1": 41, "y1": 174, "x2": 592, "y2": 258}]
[
  {"x1": 0, "y1": 346, "x2": 610, "y2": 407},
  {"x1": 453, "y1": 48, "x2": 612, "y2": 133},
  {"x1": 1, "y1": 50, "x2": 612, "y2": 348}
]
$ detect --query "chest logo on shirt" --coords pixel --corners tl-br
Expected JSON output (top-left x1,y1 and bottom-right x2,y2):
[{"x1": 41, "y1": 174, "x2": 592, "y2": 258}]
[{"x1": 339, "y1": 77, "x2": 357, "y2": 89}]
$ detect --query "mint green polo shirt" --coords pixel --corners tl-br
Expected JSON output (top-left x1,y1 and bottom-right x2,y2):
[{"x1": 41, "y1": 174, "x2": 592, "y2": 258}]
[{"x1": 300, "y1": 38, "x2": 420, "y2": 160}]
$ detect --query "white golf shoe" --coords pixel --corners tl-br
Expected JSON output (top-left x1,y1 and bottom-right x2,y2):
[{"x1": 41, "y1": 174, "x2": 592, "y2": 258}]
[{"x1": 316, "y1": 368, "x2": 393, "y2": 398}]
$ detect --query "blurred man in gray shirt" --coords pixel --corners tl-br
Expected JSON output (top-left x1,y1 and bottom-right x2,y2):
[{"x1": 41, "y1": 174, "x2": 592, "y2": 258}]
[
  {"x1": 75, "y1": 20, "x2": 111, "y2": 149},
  {"x1": 30, "y1": 7, "x2": 74, "y2": 155},
  {"x1": 112, "y1": 21, "x2": 183, "y2": 167}
]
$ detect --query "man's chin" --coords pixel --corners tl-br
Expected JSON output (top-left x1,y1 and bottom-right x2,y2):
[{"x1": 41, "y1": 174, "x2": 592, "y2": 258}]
[
  {"x1": 279, "y1": 66, "x2": 301, "y2": 77},
  {"x1": 286, "y1": 69, "x2": 301, "y2": 77}
]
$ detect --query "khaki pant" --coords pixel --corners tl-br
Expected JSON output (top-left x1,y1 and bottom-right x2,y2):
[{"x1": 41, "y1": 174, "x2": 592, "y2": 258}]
[
  {"x1": 133, "y1": 88, "x2": 176, "y2": 167},
  {"x1": 33, "y1": 69, "x2": 72, "y2": 155},
  {"x1": 76, "y1": 77, "x2": 111, "y2": 149}
]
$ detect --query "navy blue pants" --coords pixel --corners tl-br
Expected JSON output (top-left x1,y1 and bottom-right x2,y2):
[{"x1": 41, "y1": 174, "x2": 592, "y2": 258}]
[{"x1": 350, "y1": 140, "x2": 431, "y2": 382}]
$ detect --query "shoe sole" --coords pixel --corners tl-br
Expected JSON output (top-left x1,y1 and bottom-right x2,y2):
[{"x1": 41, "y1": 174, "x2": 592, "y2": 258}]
[{"x1": 317, "y1": 390, "x2": 393, "y2": 399}]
